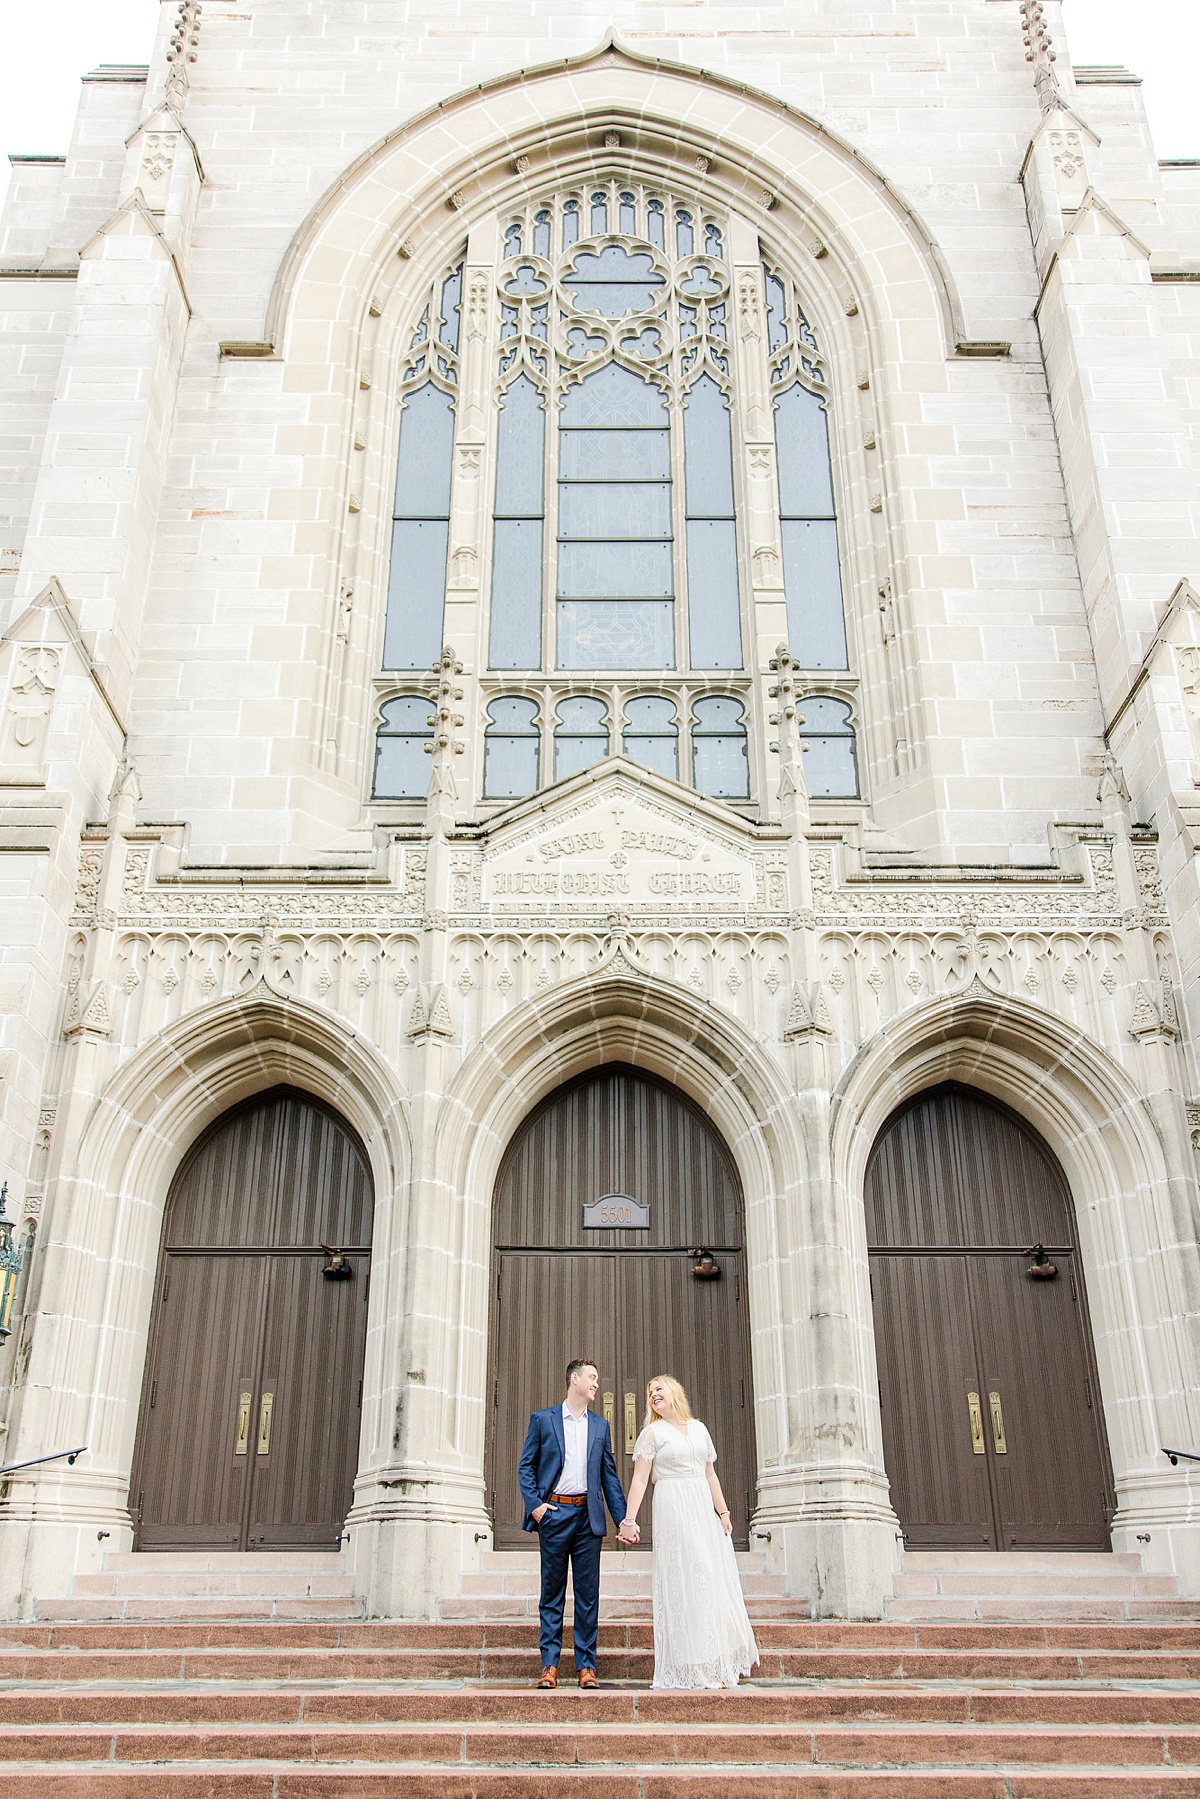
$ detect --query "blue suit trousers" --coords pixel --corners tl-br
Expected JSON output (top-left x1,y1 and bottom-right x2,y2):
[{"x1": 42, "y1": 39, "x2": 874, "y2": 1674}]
[{"x1": 536, "y1": 1503, "x2": 603, "y2": 1671}]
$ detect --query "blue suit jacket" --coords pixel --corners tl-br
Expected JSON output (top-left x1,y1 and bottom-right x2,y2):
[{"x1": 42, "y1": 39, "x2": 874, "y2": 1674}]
[{"x1": 517, "y1": 1406, "x2": 627, "y2": 1538}]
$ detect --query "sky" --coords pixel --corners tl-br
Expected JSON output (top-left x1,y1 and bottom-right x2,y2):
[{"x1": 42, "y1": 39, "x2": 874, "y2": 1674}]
[{"x1": 0, "y1": 1, "x2": 1196, "y2": 217}]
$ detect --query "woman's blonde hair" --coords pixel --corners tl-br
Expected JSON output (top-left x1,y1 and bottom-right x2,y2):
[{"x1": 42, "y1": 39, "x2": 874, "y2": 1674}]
[{"x1": 643, "y1": 1374, "x2": 694, "y2": 1430}]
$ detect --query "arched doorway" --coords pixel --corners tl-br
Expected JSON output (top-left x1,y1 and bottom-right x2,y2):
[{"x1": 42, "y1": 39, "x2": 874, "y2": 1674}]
[
  {"x1": 865, "y1": 1082, "x2": 1113, "y2": 1550},
  {"x1": 487, "y1": 1064, "x2": 756, "y2": 1548},
  {"x1": 130, "y1": 1087, "x2": 373, "y2": 1551}
]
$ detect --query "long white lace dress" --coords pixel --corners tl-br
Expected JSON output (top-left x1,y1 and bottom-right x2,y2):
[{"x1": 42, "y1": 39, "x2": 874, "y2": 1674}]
[{"x1": 632, "y1": 1418, "x2": 759, "y2": 1689}]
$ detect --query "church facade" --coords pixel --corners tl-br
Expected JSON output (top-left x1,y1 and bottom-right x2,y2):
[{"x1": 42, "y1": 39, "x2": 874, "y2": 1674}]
[{"x1": 1, "y1": 0, "x2": 1199, "y2": 1621}]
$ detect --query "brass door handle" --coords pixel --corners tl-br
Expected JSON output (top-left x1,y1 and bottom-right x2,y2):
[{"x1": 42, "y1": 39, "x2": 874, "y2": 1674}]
[
  {"x1": 603, "y1": 1391, "x2": 615, "y2": 1439},
  {"x1": 256, "y1": 1391, "x2": 274, "y2": 1456},
  {"x1": 234, "y1": 1391, "x2": 252, "y2": 1456},
  {"x1": 624, "y1": 1392, "x2": 637, "y2": 1456},
  {"x1": 967, "y1": 1391, "x2": 986, "y2": 1455},
  {"x1": 988, "y1": 1390, "x2": 1008, "y2": 1454}
]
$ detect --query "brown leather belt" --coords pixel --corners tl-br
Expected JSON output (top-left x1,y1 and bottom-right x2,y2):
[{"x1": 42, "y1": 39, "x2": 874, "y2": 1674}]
[{"x1": 549, "y1": 1493, "x2": 587, "y2": 1506}]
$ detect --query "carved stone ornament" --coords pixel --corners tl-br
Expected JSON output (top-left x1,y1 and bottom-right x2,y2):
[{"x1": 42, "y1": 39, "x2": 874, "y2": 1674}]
[
  {"x1": 1129, "y1": 977, "x2": 1180, "y2": 1043},
  {"x1": 1047, "y1": 129, "x2": 1085, "y2": 184},
  {"x1": 783, "y1": 982, "x2": 834, "y2": 1041},
  {"x1": 408, "y1": 983, "x2": 454, "y2": 1041},
  {"x1": 5, "y1": 643, "x2": 60, "y2": 759},
  {"x1": 1187, "y1": 1104, "x2": 1200, "y2": 1157},
  {"x1": 139, "y1": 130, "x2": 179, "y2": 211},
  {"x1": 63, "y1": 981, "x2": 112, "y2": 1042}
]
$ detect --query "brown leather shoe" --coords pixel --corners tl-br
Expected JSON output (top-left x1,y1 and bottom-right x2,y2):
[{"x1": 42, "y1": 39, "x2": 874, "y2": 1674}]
[
  {"x1": 536, "y1": 1666, "x2": 558, "y2": 1689},
  {"x1": 578, "y1": 1667, "x2": 600, "y2": 1689}
]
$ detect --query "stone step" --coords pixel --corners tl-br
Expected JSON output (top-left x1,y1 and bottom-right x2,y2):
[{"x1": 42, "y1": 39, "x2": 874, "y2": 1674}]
[
  {"x1": 72, "y1": 1570, "x2": 358, "y2": 1598},
  {"x1": 36, "y1": 1595, "x2": 368, "y2": 1622},
  {"x1": 7, "y1": 1685, "x2": 1200, "y2": 1728},
  {"x1": 4, "y1": 1618, "x2": 1199, "y2": 1652},
  {"x1": 97, "y1": 1553, "x2": 346, "y2": 1573},
  {"x1": 479, "y1": 1549, "x2": 768, "y2": 1572},
  {"x1": 886, "y1": 1597, "x2": 1200, "y2": 1624},
  {"x1": 7, "y1": 1642, "x2": 1200, "y2": 1683},
  {"x1": 893, "y1": 1570, "x2": 1180, "y2": 1599},
  {"x1": 2, "y1": 1767, "x2": 1196, "y2": 1795},
  {"x1": 899, "y1": 1551, "x2": 1147, "y2": 1572},
  {"x1": 438, "y1": 1593, "x2": 797, "y2": 1622},
  {"x1": 3, "y1": 1718, "x2": 1200, "y2": 1768}
]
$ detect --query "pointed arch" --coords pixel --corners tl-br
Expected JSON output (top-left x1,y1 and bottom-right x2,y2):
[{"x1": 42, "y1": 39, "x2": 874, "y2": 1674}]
[
  {"x1": 262, "y1": 34, "x2": 966, "y2": 357},
  {"x1": 830, "y1": 988, "x2": 1200, "y2": 1548},
  {"x1": 4, "y1": 992, "x2": 410, "y2": 1545}
]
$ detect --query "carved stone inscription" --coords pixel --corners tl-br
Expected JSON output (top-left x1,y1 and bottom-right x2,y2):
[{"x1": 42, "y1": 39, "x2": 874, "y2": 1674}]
[{"x1": 483, "y1": 795, "x2": 758, "y2": 910}]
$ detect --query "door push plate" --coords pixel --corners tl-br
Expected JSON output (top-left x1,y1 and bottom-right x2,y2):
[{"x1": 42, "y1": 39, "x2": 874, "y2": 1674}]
[
  {"x1": 256, "y1": 1391, "x2": 274, "y2": 1456},
  {"x1": 234, "y1": 1390, "x2": 252, "y2": 1456},
  {"x1": 988, "y1": 1390, "x2": 1008, "y2": 1454},
  {"x1": 603, "y1": 1392, "x2": 615, "y2": 1439},
  {"x1": 624, "y1": 1392, "x2": 637, "y2": 1456},
  {"x1": 967, "y1": 1391, "x2": 986, "y2": 1455}
]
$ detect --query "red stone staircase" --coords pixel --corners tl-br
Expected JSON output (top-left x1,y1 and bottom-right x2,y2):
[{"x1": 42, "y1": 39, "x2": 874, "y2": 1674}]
[{"x1": 5, "y1": 1605, "x2": 1200, "y2": 1792}]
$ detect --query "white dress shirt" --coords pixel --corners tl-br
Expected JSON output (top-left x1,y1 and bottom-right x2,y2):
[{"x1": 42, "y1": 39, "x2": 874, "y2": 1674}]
[{"x1": 557, "y1": 1401, "x2": 589, "y2": 1494}]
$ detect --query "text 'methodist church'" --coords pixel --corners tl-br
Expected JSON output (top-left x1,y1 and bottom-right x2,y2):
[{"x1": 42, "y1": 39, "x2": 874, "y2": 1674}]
[{"x1": 0, "y1": 0, "x2": 1198, "y2": 1623}]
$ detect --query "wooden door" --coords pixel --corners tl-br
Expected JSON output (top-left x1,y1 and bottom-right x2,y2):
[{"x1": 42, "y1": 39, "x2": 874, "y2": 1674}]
[
  {"x1": 488, "y1": 1066, "x2": 756, "y2": 1549},
  {"x1": 866, "y1": 1084, "x2": 1112, "y2": 1551},
  {"x1": 132, "y1": 1088, "x2": 373, "y2": 1552}
]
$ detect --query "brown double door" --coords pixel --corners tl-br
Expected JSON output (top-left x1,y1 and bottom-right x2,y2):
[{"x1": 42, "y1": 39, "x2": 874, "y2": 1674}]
[
  {"x1": 488, "y1": 1066, "x2": 755, "y2": 1549},
  {"x1": 866, "y1": 1084, "x2": 1113, "y2": 1550},
  {"x1": 131, "y1": 1089, "x2": 373, "y2": 1551}
]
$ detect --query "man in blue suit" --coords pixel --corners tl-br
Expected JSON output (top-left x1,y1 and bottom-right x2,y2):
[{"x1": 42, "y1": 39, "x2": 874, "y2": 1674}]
[{"x1": 518, "y1": 1356, "x2": 638, "y2": 1687}]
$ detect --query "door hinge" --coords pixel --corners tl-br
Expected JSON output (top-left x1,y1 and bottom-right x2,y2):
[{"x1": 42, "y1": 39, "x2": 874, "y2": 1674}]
[
  {"x1": 739, "y1": 1379, "x2": 745, "y2": 1408},
  {"x1": 161, "y1": 1273, "x2": 170, "y2": 1302},
  {"x1": 357, "y1": 1378, "x2": 363, "y2": 1408},
  {"x1": 149, "y1": 1379, "x2": 157, "y2": 1409},
  {"x1": 1084, "y1": 1375, "x2": 1094, "y2": 1411}
]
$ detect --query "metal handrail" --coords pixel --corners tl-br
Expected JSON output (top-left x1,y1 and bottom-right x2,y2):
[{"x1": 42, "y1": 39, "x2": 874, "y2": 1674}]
[
  {"x1": 0, "y1": 1446, "x2": 86, "y2": 1477},
  {"x1": 1162, "y1": 1447, "x2": 1200, "y2": 1467}
]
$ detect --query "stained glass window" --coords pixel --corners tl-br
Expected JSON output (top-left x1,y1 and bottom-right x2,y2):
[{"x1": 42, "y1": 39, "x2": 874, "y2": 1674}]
[
  {"x1": 378, "y1": 193, "x2": 859, "y2": 813},
  {"x1": 489, "y1": 377, "x2": 545, "y2": 669},
  {"x1": 798, "y1": 696, "x2": 858, "y2": 797},
  {"x1": 684, "y1": 376, "x2": 741, "y2": 669},
  {"x1": 554, "y1": 695, "x2": 610, "y2": 780},
  {"x1": 372, "y1": 695, "x2": 434, "y2": 798},
  {"x1": 383, "y1": 384, "x2": 454, "y2": 670},
  {"x1": 692, "y1": 696, "x2": 749, "y2": 799},
  {"x1": 484, "y1": 696, "x2": 541, "y2": 798},
  {"x1": 623, "y1": 696, "x2": 679, "y2": 779},
  {"x1": 557, "y1": 365, "x2": 674, "y2": 671},
  {"x1": 774, "y1": 383, "x2": 847, "y2": 669}
]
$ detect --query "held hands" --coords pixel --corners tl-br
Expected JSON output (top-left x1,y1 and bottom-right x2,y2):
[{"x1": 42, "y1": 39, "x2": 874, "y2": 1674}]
[{"x1": 616, "y1": 1518, "x2": 641, "y2": 1545}]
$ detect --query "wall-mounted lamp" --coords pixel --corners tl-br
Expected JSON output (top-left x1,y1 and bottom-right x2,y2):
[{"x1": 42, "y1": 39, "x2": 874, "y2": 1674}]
[
  {"x1": 691, "y1": 1247, "x2": 721, "y2": 1281},
  {"x1": 321, "y1": 1244, "x2": 353, "y2": 1280}
]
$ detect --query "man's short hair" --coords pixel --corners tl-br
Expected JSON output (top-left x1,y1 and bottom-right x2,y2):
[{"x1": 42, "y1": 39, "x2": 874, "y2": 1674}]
[{"x1": 566, "y1": 1357, "x2": 597, "y2": 1384}]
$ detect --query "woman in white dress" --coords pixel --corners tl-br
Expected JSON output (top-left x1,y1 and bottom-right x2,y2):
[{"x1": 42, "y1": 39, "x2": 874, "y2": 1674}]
[{"x1": 620, "y1": 1375, "x2": 759, "y2": 1689}]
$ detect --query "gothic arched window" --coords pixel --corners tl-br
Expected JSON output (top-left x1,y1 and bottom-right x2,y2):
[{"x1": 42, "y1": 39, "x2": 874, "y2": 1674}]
[
  {"x1": 798, "y1": 695, "x2": 859, "y2": 798},
  {"x1": 483, "y1": 695, "x2": 540, "y2": 798},
  {"x1": 691, "y1": 695, "x2": 749, "y2": 799},
  {"x1": 554, "y1": 695, "x2": 610, "y2": 780},
  {"x1": 623, "y1": 695, "x2": 679, "y2": 779},
  {"x1": 372, "y1": 695, "x2": 435, "y2": 798},
  {"x1": 375, "y1": 186, "x2": 855, "y2": 810}
]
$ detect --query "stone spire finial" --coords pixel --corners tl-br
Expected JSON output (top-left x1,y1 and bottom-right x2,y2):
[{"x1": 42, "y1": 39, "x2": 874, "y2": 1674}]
[
  {"x1": 165, "y1": 0, "x2": 203, "y2": 110},
  {"x1": 423, "y1": 646, "x2": 466, "y2": 811},
  {"x1": 1019, "y1": 0, "x2": 1060, "y2": 115}
]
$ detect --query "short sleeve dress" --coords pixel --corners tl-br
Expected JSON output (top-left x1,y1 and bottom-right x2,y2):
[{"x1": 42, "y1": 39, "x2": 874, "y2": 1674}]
[{"x1": 631, "y1": 1418, "x2": 759, "y2": 1689}]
